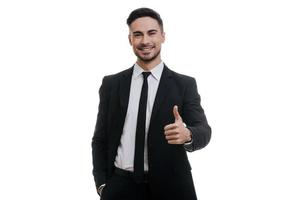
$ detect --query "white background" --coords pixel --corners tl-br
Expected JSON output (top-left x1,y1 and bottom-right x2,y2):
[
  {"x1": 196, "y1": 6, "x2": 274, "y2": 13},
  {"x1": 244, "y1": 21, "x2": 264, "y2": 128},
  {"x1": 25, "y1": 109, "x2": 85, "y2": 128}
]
[{"x1": 1, "y1": 0, "x2": 299, "y2": 199}]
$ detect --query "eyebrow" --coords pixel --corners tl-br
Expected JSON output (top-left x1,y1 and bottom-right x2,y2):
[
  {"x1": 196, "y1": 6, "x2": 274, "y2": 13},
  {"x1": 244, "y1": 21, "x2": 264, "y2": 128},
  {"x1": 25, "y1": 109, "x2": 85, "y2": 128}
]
[
  {"x1": 132, "y1": 29, "x2": 158, "y2": 35},
  {"x1": 148, "y1": 29, "x2": 158, "y2": 33},
  {"x1": 133, "y1": 31, "x2": 143, "y2": 35}
]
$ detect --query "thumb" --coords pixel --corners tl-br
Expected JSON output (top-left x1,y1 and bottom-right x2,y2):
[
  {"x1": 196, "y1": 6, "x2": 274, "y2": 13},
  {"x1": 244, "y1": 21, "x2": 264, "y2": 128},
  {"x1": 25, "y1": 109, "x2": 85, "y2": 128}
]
[{"x1": 173, "y1": 105, "x2": 182, "y2": 122}]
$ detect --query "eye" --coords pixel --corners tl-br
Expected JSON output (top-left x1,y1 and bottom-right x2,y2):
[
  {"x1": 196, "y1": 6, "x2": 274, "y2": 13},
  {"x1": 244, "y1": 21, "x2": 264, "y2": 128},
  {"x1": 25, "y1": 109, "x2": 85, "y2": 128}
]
[
  {"x1": 133, "y1": 33, "x2": 142, "y2": 37},
  {"x1": 149, "y1": 31, "x2": 157, "y2": 36}
]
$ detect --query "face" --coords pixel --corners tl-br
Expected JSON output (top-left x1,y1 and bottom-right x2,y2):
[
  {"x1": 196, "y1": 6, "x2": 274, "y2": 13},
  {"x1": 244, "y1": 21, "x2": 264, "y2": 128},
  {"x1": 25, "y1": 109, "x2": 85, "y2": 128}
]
[{"x1": 128, "y1": 17, "x2": 165, "y2": 64}]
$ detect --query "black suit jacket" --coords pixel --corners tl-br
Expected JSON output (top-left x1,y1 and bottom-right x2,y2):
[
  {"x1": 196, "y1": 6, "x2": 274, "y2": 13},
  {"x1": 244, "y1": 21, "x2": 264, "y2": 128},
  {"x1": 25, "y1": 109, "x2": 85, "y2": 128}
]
[{"x1": 92, "y1": 65, "x2": 211, "y2": 200}]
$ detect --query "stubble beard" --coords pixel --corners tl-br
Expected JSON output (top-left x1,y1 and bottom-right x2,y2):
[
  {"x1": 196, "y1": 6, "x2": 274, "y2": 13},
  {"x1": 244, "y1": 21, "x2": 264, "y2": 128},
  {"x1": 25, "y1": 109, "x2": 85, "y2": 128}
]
[{"x1": 135, "y1": 48, "x2": 161, "y2": 63}]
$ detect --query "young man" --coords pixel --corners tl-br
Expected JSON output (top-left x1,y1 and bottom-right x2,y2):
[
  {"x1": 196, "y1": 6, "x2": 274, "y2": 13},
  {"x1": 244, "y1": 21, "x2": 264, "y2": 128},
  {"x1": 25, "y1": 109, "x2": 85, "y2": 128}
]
[{"x1": 92, "y1": 7, "x2": 211, "y2": 200}]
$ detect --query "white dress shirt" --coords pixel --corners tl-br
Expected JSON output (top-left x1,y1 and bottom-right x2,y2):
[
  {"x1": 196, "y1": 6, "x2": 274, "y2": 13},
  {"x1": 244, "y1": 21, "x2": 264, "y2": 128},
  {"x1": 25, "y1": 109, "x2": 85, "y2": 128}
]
[{"x1": 114, "y1": 61, "x2": 164, "y2": 172}]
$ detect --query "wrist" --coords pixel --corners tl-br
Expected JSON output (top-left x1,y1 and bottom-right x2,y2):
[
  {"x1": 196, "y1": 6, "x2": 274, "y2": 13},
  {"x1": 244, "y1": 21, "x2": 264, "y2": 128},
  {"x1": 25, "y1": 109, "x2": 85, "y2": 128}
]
[
  {"x1": 183, "y1": 123, "x2": 192, "y2": 143},
  {"x1": 185, "y1": 128, "x2": 192, "y2": 143}
]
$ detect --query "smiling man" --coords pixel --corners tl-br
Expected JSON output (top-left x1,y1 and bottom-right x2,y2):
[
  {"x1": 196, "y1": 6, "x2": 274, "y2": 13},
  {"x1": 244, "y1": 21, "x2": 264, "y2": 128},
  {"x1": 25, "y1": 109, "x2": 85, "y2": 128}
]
[
  {"x1": 129, "y1": 16, "x2": 164, "y2": 66},
  {"x1": 92, "y1": 7, "x2": 211, "y2": 200}
]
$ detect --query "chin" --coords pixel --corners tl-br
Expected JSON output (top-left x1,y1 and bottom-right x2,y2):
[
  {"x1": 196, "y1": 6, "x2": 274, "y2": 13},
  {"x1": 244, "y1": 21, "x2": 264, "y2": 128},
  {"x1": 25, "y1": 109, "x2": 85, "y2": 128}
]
[
  {"x1": 140, "y1": 56, "x2": 156, "y2": 62},
  {"x1": 137, "y1": 54, "x2": 152, "y2": 61},
  {"x1": 135, "y1": 50, "x2": 160, "y2": 63}
]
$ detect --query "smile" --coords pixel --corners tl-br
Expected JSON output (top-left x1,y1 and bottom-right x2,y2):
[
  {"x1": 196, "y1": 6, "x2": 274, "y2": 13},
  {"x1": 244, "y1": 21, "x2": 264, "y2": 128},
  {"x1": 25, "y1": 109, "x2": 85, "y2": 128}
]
[
  {"x1": 138, "y1": 46, "x2": 154, "y2": 51},
  {"x1": 141, "y1": 47, "x2": 152, "y2": 51}
]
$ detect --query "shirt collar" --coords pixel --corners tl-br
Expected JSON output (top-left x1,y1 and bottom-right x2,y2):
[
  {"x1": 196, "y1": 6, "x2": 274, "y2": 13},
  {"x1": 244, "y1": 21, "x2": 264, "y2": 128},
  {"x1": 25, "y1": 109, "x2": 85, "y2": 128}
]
[{"x1": 133, "y1": 61, "x2": 164, "y2": 81}]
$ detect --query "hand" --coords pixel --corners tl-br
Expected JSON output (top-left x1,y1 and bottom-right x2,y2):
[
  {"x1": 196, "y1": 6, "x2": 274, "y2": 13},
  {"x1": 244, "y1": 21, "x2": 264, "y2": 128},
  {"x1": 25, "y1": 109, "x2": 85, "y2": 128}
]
[{"x1": 164, "y1": 105, "x2": 192, "y2": 144}]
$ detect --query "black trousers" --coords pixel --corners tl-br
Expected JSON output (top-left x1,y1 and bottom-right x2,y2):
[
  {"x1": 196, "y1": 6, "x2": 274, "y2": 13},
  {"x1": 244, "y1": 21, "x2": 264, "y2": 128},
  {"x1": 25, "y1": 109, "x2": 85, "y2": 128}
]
[{"x1": 101, "y1": 168, "x2": 150, "y2": 200}]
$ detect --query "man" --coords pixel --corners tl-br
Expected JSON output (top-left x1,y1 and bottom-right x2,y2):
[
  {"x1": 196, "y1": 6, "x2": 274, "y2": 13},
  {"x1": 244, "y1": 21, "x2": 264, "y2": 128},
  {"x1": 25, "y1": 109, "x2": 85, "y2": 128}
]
[{"x1": 92, "y1": 7, "x2": 211, "y2": 200}]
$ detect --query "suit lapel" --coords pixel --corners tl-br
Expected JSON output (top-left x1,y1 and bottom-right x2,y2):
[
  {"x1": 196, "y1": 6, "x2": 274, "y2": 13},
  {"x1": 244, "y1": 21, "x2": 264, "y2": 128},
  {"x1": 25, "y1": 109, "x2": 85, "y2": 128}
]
[
  {"x1": 119, "y1": 67, "x2": 134, "y2": 118},
  {"x1": 149, "y1": 65, "x2": 173, "y2": 128}
]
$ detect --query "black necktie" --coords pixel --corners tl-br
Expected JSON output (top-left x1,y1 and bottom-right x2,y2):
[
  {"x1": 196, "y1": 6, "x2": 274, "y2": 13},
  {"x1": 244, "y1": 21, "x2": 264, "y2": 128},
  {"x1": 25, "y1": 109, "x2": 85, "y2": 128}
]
[{"x1": 134, "y1": 71, "x2": 151, "y2": 183}]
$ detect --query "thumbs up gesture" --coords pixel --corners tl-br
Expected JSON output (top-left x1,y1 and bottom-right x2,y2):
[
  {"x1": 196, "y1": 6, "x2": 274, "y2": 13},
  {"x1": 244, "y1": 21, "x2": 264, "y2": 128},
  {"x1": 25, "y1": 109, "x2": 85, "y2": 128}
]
[{"x1": 164, "y1": 105, "x2": 192, "y2": 144}]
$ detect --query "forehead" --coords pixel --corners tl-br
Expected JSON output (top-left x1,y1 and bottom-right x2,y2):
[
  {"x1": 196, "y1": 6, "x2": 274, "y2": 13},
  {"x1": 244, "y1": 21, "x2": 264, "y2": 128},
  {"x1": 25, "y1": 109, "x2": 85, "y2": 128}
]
[{"x1": 129, "y1": 17, "x2": 161, "y2": 32}]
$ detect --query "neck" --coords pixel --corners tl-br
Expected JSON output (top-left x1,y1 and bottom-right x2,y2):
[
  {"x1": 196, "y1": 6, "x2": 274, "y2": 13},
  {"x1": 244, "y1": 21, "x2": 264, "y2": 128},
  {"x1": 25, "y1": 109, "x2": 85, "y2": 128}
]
[{"x1": 137, "y1": 57, "x2": 162, "y2": 71}]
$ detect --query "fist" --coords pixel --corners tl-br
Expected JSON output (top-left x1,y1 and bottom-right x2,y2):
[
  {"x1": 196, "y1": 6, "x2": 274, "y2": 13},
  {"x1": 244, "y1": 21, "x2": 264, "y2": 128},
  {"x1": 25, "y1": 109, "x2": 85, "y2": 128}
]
[{"x1": 164, "y1": 105, "x2": 192, "y2": 144}]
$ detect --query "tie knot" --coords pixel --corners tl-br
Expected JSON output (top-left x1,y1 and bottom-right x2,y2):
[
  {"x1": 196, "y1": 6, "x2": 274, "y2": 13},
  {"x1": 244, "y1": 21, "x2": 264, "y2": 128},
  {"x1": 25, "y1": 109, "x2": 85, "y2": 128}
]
[{"x1": 142, "y1": 72, "x2": 151, "y2": 79}]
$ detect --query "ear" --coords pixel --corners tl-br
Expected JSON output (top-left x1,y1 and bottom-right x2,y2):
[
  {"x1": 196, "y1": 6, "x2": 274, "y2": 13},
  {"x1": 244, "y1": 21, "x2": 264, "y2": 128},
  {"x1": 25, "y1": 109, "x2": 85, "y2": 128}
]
[
  {"x1": 161, "y1": 32, "x2": 166, "y2": 43},
  {"x1": 128, "y1": 34, "x2": 132, "y2": 46}
]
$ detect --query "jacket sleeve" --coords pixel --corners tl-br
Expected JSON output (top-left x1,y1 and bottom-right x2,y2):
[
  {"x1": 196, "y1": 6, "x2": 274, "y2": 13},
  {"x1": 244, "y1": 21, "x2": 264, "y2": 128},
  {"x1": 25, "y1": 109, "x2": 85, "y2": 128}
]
[
  {"x1": 92, "y1": 76, "x2": 110, "y2": 189},
  {"x1": 182, "y1": 78, "x2": 211, "y2": 152}
]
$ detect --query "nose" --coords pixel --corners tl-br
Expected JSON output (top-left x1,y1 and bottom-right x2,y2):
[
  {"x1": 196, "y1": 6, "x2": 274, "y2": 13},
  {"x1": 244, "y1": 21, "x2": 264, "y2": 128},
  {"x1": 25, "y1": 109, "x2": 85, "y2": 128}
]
[{"x1": 141, "y1": 35, "x2": 150, "y2": 45}]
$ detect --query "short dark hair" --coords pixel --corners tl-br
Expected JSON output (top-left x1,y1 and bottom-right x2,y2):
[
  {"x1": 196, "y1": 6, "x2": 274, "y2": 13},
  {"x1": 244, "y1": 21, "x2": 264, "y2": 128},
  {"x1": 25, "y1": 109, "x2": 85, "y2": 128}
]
[{"x1": 127, "y1": 7, "x2": 163, "y2": 30}]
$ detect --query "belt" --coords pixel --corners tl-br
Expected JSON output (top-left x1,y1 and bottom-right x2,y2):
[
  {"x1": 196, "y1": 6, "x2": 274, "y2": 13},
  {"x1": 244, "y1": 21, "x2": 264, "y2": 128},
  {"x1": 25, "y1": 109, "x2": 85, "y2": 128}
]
[{"x1": 114, "y1": 167, "x2": 149, "y2": 183}]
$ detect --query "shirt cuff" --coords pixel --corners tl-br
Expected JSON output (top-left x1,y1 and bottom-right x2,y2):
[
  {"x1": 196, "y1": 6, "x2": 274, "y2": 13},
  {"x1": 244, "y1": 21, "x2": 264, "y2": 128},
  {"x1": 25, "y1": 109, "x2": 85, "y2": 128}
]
[
  {"x1": 184, "y1": 138, "x2": 193, "y2": 146},
  {"x1": 97, "y1": 184, "x2": 106, "y2": 196}
]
